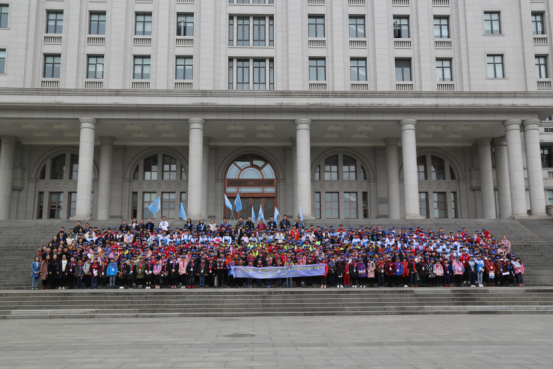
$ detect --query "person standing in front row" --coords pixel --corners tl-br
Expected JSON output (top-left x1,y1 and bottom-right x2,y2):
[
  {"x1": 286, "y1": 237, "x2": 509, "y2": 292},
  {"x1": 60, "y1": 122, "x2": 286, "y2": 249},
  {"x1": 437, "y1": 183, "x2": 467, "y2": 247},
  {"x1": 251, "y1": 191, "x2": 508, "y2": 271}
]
[{"x1": 31, "y1": 257, "x2": 41, "y2": 290}]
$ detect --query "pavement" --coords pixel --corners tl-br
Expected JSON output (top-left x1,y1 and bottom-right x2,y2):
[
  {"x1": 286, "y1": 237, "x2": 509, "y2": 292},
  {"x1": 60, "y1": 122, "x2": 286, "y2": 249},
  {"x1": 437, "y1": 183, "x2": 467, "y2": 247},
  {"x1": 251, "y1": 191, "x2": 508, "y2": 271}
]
[{"x1": 0, "y1": 315, "x2": 552, "y2": 369}]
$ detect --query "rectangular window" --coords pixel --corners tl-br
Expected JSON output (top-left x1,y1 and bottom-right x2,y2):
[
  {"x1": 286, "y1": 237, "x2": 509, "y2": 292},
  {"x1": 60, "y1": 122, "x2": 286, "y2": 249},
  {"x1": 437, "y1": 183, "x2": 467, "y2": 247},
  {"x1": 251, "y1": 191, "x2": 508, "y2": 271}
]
[
  {"x1": 436, "y1": 59, "x2": 452, "y2": 82},
  {"x1": 451, "y1": 192, "x2": 458, "y2": 218},
  {"x1": 70, "y1": 154, "x2": 78, "y2": 180},
  {"x1": 350, "y1": 59, "x2": 367, "y2": 82},
  {"x1": 395, "y1": 59, "x2": 411, "y2": 81},
  {"x1": 393, "y1": 17, "x2": 409, "y2": 38},
  {"x1": 325, "y1": 192, "x2": 339, "y2": 219},
  {"x1": 431, "y1": 156, "x2": 445, "y2": 180},
  {"x1": 315, "y1": 192, "x2": 321, "y2": 219},
  {"x1": 143, "y1": 192, "x2": 157, "y2": 219},
  {"x1": 144, "y1": 155, "x2": 158, "y2": 180},
  {"x1": 44, "y1": 55, "x2": 61, "y2": 78},
  {"x1": 487, "y1": 55, "x2": 504, "y2": 78},
  {"x1": 343, "y1": 156, "x2": 357, "y2": 180},
  {"x1": 419, "y1": 192, "x2": 429, "y2": 218},
  {"x1": 0, "y1": 5, "x2": 8, "y2": 29},
  {"x1": 68, "y1": 192, "x2": 77, "y2": 218},
  {"x1": 162, "y1": 192, "x2": 176, "y2": 219},
  {"x1": 253, "y1": 59, "x2": 266, "y2": 90},
  {"x1": 434, "y1": 17, "x2": 449, "y2": 38},
  {"x1": 89, "y1": 13, "x2": 106, "y2": 35},
  {"x1": 417, "y1": 156, "x2": 427, "y2": 180},
  {"x1": 132, "y1": 192, "x2": 138, "y2": 219},
  {"x1": 547, "y1": 190, "x2": 553, "y2": 205},
  {"x1": 253, "y1": 17, "x2": 266, "y2": 46},
  {"x1": 362, "y1": 192, "x2": 368, "y2": 219},
  {"x1": 269, "y1": 17, "x2": 274, "y2": 46},
  {"x1": 228, "y1": 59, "x2": 233, "y2": 89},
  {"x1": 49, "y1": 192, "x2": 63, "y2": 219},
  {"x1": 484, "y1": 12, "x2": 501, "y2": 35},
  {"x1": 324, "y1": 155, "x2": 338, "y2": 180},
  {"x1": 308, "y1": 16, "x2": 325, "y2": 38},
  {"x1": 177, "y1": 14, "x2": 194, "y2": 36},
  {"x1": 349, "y1": 16, "x2": 365, "y2": 38},
  {"x1": 0, "y1": 49, "x2": 5, "y2": 74},
  {"x1": 134, "y1": 57, "x2": 151, "y2": 79},
  {"x1": 236, "y1": 59, "x2": 250, "y2": 90},
  {"x1": 176, "y1": 57, "x2": 193, "y2": 80},
  {"x1": 47, "y1": 11, "x2": 63, "y2": 34},
  {"x1": 229, "y1": 17, "x2": 234, "y2": 46},
  {"x1": 162, "y1": 155, "x2": 177, "y2": 180},
  {"x1": 344, "y1": 192, "x2": 357, "y2": 219},
  {"x1": 309, "y1": 58, "x2": 326, "y2": 81},
  {"x1": 237, "y1": 17, "x2": 250, "y2": 46},
  {"x1": 37, "y1": 192, "x2": 44, "y2": 219},
  {"x1": 533, "y1": 13, "x2": 545, "y2": 35},
  {"x1": 180, "y1": 192, "x2": 187, "y2": 213},
  {"x1": 541, "y1": 146, "x2": 552, "y2": 167},
  {"x1": 87, "y1": 56, "x2": 104, "y2": 79},
  {"x1": 135, "y1": 13, "x2": 152, "y2": 36},
  {"x1": 269, "y1": 60, "x2": 274, "y2": 90},
  {"x1": 536, "y1": 56, "x2": 549, "y2": 79},
  {"x1": 433, "y1": 192, "x2": 447, "y2": 218}
]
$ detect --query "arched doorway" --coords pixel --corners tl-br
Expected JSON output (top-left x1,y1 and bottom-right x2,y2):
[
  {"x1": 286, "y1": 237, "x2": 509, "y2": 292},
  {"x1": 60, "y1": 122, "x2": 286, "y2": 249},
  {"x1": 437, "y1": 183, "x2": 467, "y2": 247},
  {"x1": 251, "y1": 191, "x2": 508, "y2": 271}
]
[{"x1": 224, "y1": 155, "x2": 277, "y2": 220}]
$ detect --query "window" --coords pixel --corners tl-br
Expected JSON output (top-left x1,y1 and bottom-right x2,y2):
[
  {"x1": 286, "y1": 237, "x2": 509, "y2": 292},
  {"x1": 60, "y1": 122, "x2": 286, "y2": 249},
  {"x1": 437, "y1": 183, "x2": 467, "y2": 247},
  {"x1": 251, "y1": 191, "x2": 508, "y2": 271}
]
[
  {"x1": 541, "y1": 146, "x2": 552, "y2": 167},
  {"x1": 315, "y1": 192, "x2": 321, "y2": 219},
  {"x1": 484, "y1": 12, "x2": 501, "y2": 35},
  {"x1": 350, "y1": 59, "x2": 367, "y2": 82},
  {"x1": 70, "y1": 154, "x2": 78, "y2": 180},
  {"x1": 228, "y1": 60, "x2": 233, "y2": 89},
  {"x1": 181, "y1": 165, "x2": 187, "y2": 180},
  {"x1": 144, "y1": 155, "x2": 158, "y2": 180},
  {"x1": 393, "y1": 17, "x2": 409, "y2": 38},
  {"x1": 47, "y1": 12, "x2": 63, "y2": 34},
  {"x1": 433, "y1": 192, "x2": 447, "y2": 218},
  {"x1": 49, "y1": 193, "x2": 64, "y2": 219},
  {"x1": 395, "y1": 59, "x2": 411, "y2": 81},
  {"x1": 349, "y1": 16, "x2": 365, "y2": 38},
  {"x1": 162, "y1": 192, "x2": 176, "y2": 218},
  {"x1": 419, "y1": 192, "x2": 429, "y2": 218},
  {"x1": 343, "y1": 155, "x2": 357, "y2": 180},
  {"x1": 68, "y1": 192, "x2": 77, "y2": 218},
  {"x1": 344, "y1": 192, "x2": 357, "y2": 219},
  {"x1": 134, "y1": 57, "x2": 151, "y2": 79},
  {"x1": 431, "y1": 156, "x2": 445, "y2": 180},
  {"x1": 269, "y1": 60, "x2": 274, "y2": 90},
  {"x1": 547, "y1": 190, "x2": 553, "y2": 205},
  {"x1": 253, "y1": 17, "x2": 266, "y2": 46},
  {"x1": 229, "y1": 17, "x2": 234, "y2": 46},
  {"x1": 434, "y1": 17, "x2": 449, "y2": 38},
  {"x1": 0, "y1": 49, "x2": 5, "y2": 74},
  {"x1": 487, "y1": 55, "x2": 504, "y2": 78},
  {"x1": 237, "y1": 17, "x2": 250, "y2": 46},
  {"x1": 0, "y1": 5, "x2": 8, "y2": 28},
  {"x1": 532, "y1": 13, "x2": 545, "y2": 35},
  {"x1": 325, "y1": 192, "x2": 339, "y2": 218},
  {"x1": 37, "y1": 192, "x2": 44, "y2": 219},
  {"x1": 361, "y1": 166, "x2": 367, "y2": 180},
  {"x1": 308, "y1": 16, "x2": 325, "y2": 38},
  {"x1": 176, "y1": 57, "x2": 193, "y2": 80},
  {"x1": 51, "y1": 155, "x2": 65, "y2": 180},
  {"x1": 180, "y1": 192, "x2": 187, "y2": 212},
  {"x1": 44, "y1": 55, "x2": 61, "y2": 78},
  {"x1": 417, "y1": 156, "x2": 427, "y2": 180},
  {"x1": 324, "y1": 155, "x2": 338, "y2": 180},
  {"x1": 309, "y1": 58, "x2": 326, "y2": 81},
  {"x1": 237, "y1": 59, "x2": 249, "y2": 90},
  {"x1": 253, "y1": 59, "x2": 266, "y2": 90},
  {"x1": 87, "y1": 56, "x2": 104, "y2": 79},
  {"x1": 229, "y1": 58, "x2": 273, "y2": 90},
  {"x1": 536, "y1": 56, "x2": 548, "y2": 79},
  {"x1": 362, "y1": 192, "x2": 368, "y2": 219},
  {"x1": 436, "y1": 59, "x2": 452, "y2": 81},
  {"x1": 451, "y1": 192, "x2": 458, "y2": 218},
  {"x1": 132, "y1": 192, "x2": 138, "y2": 219},
  {"x1": 177, "y1": 14, "x2": 194, "y2": 36},
  {"x1": 135, "y1": 14, "x2": 152, "y2": 36},
  {"x1": 89, "y1": 13, "x2": 106, "y2": 35},
  {"x1": 162, "y1": 155, "x2": 177, "y2": 180},
  {"x1": 143, "y1": 192, "x2": 157, "y2": 219},
  {"x1": 269, "y1": 17, "x2": 274, "y2": 46}
]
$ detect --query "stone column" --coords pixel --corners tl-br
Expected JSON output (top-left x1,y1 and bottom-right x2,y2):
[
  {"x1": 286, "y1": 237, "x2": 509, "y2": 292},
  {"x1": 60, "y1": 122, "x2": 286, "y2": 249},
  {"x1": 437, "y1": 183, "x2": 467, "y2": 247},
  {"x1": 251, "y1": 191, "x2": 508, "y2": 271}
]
[
  {"x1": 72, "y1": 118, "x2": 97, "y2": 220},
  {"x1": 188, "y1": 118, "x2": 204, "y2": 220},
  {"x1": 202, "y1": 137, "x2": 211, "y2": 219},
  {"x1": 399, "y1": 120, "x2": 423, "y2": 219},
  {"x1": 295, "y1": 119, "x2": 313, "y2": 219},
  {"x1": 523, "y1": 119, "x2": 547, "y2": 216},
  {"x1": 495, "y1": 136, "x2": 512, "y2": 219},
  {"x1": 97, "y1": 136, "x2": 116, "y2": 220},
  {"x1": 477, "y1": 138, "x2": 496, "y2": 219},
  {"x1": 503, "y1": 120, "x2": 528, "y2": 218},
  {"x1": 384, "y1": 138, "x2": 400, "y2": 220},
  {"x1": 0, "y1": 136, "x2": 16, "y2": 220}
]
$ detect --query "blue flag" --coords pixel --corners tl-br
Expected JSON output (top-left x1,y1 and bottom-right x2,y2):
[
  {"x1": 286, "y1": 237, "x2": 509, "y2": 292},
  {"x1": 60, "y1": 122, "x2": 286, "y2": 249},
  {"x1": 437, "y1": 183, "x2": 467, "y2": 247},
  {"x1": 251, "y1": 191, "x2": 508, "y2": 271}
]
[
  {"x1": 274, "y1": 206, "x2": 279, "y2": 220},
  {"x1": 148, "y1": 197, "x2": 161, "y2": 215},
  {"x1": 251, "y1": 206, "x2": 256, "y2": 222},
  {"x1": 179, "y1": 203, "x2": 187, "y2": 220},
  {"x1": 224, "y1": 194, "x2": 233, "y2": 210},
  {"x1": 258, "y1": 204, "x2": 264, "y2": 221},
  {"x1": 234, "y1": 194, "x2": 242, "y2": 212},
  {"x1": 299, "y1": 207, "x2": 304, "y2": 222}
]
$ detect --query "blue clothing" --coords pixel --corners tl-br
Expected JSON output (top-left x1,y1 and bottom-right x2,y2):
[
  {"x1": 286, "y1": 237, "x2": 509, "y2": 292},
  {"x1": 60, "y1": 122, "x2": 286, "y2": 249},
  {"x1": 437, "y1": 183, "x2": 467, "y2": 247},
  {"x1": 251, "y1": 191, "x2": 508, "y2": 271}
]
[
  {"x1": 31, "y1": 261, "x2": 41, "y2": 277},
  {"x1": 107, "y1": 262, "x2": 118, "y2": 276}
]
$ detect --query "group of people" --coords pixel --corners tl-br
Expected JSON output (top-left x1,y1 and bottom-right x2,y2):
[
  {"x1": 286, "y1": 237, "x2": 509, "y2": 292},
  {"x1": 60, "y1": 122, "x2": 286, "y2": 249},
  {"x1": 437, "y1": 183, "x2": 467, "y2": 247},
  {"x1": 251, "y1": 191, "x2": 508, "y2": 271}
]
[{"x1": 30, "y1": 214, "x2": 525, "y2": 290}]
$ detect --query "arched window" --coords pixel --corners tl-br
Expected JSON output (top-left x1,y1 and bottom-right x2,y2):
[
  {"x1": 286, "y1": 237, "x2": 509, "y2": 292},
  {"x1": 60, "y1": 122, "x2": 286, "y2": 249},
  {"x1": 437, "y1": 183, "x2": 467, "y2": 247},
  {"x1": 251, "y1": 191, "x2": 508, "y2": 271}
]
[
  {"x1": 324, "y1": 155, "x2": 338, "y2": 180},
  {"x1": 51, "y1": 155, "x2": 66, "y2": 180},
  {"x1": 144, "y1": 155, "x2": 158, "y2": 180},
  {"x1": 343, "y1": 155, "x2": 357, "y2": 180},
  {"x1": 70, "y1": 154, "x2": 79, "y2": 180},
  {"x1": 181, "y1": 165, "x2": 187, "y2": 180},
  {"x1": 162, "y1": 155, "x2": 177, "y2": 180},
  {"x1": 431, "y1": 156, "x2": 445, "y2": 180},
  {"x1": 417, "y1": 156, "x2": 427, "y2": 180},
  {"x1": 315, "y1": 166, "x2": 320, "y2": 180}
]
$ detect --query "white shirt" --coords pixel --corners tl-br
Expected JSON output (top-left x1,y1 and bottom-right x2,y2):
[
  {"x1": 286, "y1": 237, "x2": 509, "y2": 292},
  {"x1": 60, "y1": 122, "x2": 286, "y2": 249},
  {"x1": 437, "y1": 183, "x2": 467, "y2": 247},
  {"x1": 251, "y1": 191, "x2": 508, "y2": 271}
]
[{"x1": 159, "y1": 221, "x2": 169, "y2": 231}]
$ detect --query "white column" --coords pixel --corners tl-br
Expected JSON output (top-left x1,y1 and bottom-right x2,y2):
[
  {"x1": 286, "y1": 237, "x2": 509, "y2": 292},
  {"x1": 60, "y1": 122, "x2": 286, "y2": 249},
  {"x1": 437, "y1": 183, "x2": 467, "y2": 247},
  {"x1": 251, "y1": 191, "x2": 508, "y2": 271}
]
[
  {"x1": 399, "y1": 120, "x2": 423, "y2": 219},
  {"x1": 188, "y1": 118, "x2": 204, "y2": 220},
  {"x1": 0, "y1": 136, "x2": 16, "y2": 220},
  {"x1": 384, "y1": 137, "x2": 400, "y2": 220},
  {"x1": 97, "y1": 136, "x2": 115, "y2": 220},
  {"x1": 495, "y1": 136, "x2": 512, "y2": 219},
  {"x1": 523, "y1": 119, "x2": 547, "y2": 216},
  {"x1": 503, "y1": 120, "x2": 528, "y2": 218},
  {"x1": 72, "y1": 118, "x2": 97, "y2": 220},
  {"x1": 201, "y1": 137, "x2": 211, "y2": 219},
  {"x1": 477, "y1": 138, "x2": 496, "y2": 219},
  {"x1": 295, "y1": 119, "x2": 313, "y2": 219}
]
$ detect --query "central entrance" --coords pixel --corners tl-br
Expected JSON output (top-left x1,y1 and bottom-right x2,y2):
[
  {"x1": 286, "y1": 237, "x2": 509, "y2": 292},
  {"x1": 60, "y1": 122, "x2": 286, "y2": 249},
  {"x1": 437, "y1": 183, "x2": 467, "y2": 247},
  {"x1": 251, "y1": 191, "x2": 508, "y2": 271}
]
[{"x1": 224, "y1": 155, "x2": 277, "y2": 220}]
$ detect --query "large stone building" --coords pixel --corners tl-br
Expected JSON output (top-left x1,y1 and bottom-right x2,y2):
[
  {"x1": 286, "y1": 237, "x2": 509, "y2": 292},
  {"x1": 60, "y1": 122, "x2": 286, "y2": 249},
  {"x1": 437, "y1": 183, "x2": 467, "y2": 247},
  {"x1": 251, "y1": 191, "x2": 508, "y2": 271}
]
[{"x1": 1, "y1": 0, "x2": 553, "y2": 222}]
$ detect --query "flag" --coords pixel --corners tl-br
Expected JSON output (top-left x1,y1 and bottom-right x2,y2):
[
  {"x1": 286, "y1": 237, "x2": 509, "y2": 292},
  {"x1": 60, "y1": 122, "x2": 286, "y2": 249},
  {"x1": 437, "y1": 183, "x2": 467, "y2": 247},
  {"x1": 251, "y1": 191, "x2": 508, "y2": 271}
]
[
  {"x1": 224, "y1": 194, "x2": 233, "y2": 210},
  {"x1": 258, "y1": 204, "x2": 264, "y2": 221},
  {"x1": 234, "y1": 194, "x2": 242, "y2": 212},
  {"x1": 274, "y1": 206, "x2": 279, "y2": 220},
  {"x1": 148, "y1": 197, "x2": 161, "y2": 215},
  {"x1": 251, "y1": 206, "x2": 256, "y2": 222},
  {"x1": 179, "y1": 203, "x2": 187, "y2": 220},
  {"x1": 299, "y1": 207, "x2": 304, "y2": 222}
]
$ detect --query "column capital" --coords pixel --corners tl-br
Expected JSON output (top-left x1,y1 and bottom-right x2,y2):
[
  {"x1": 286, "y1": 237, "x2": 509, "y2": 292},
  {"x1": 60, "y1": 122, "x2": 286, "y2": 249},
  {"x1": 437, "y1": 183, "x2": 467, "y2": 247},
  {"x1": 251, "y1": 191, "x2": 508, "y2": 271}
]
[
  {"x1": 476, "y1": 137, "x2": 492, "y2": 146},
  {"x1": 503, "y1": 119, "x2": 522, "y2": 131},
  {"x1": 522, "y1": 119, "x2": 541, "y2": 131},
  {"x1": 99, "y1": 136, "x2": 116, "y2": 145},
  {"x1": 1, "y1": 136, "x2": 18, "y2": 144},
  {"x1": 188, "y1": 118, "x2": 205, "y2": 131},
  {"x1": 399, "y1": 119, "x2": 417, "y2": 130},
  {"x1": 495, "y1": 136, "x2": 507, "y2": 146},
  {"x1": 383, "y1": 137, "x2": 399, "y2": 145},
  {"x1": 294, "y1": 119, "x2": 312, "y2": 129},
  {"x1": 79, "y1": 117, "x2": 97, "y2": 125}
]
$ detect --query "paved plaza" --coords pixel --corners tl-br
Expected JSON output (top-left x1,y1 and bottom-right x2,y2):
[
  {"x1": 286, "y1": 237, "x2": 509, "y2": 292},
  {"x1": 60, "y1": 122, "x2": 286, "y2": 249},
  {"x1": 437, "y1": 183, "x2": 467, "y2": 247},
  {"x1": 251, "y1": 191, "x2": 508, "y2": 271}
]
[{"x1": 0, "y1": 315, "x2": 551, "y2": 369}]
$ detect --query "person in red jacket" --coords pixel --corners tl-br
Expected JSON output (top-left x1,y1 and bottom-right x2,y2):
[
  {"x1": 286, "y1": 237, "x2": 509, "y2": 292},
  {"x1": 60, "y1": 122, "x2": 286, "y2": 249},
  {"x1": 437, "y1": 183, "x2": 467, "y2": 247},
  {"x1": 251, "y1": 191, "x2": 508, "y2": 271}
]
[
  {"x1": 289, "y1": 226, "x2": 299, "y2": 242},
  {"x1": 385, "y1": 256, "x2": 395, "y2": 287}
]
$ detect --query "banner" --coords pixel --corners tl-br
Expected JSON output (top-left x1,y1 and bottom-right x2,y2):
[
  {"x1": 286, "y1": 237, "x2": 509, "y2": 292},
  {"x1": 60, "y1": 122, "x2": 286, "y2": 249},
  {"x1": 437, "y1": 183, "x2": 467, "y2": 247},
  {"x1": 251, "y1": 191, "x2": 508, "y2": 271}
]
[{"x1": 231, "y1": 264, "x2": 326, "y2": 279}]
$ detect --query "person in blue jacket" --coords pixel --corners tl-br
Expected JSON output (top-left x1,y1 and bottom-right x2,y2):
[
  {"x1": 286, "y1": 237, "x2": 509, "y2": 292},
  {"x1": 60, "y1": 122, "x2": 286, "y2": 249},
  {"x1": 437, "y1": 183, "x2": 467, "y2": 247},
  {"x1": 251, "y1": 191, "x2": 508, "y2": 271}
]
[
  {"x1": 107, "y1": 258, "x2": 119, "y2": 289},
  {"x1": 31, "y1": 256, "x2": 41, "y2": 290},
  {"x1": 394, "y1": 259, "x2": 403, "y2": 287},
  {"x1": 475, "y1": 255, "x2": 485, "y2": 287}
]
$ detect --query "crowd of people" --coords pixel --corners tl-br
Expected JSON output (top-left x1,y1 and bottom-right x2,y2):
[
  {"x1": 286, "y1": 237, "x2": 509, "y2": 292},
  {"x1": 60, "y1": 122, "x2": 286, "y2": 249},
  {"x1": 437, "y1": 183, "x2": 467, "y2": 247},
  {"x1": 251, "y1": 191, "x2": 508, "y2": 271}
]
[{"x1": 30, "y1": 214, "x2": 525, "y2": 290}]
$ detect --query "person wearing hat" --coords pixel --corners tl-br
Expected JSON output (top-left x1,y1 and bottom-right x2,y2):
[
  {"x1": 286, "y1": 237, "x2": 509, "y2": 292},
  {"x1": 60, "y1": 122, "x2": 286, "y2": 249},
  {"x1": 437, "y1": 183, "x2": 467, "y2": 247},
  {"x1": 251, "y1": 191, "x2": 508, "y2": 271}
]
[
  {"x1": 197, "y1": 256, "x2": 209, "y2": 288},
  {"x1": 168, "y1": 256, "x2": 179, "y2": 289},
  {"x1": 160, "y1": 260, "x2": 170, "y2": 288},
  {"x1": 99, "y1": 258, "x2": 109, "y2": 289},
  {"x1": 503, "y1": 259, "x2": 516, "y2": 287},
  {"x1": 443, "y1": 259, "x2": 452, "y2": 287},
  {"x1": 466, "y1": 255, "x2": 477, "y2": 287},
  {"x1": 136, "y1": 257, "x2": 146, "y2": 289},
  {"x1": 107, "y1": 258, "x2": 118, "y2": 289},
  {"x1": 125, "y1": 259, "x2": 136, "y2": 289},
  {"x1": 434, "y1": 260, "x2": 444, "y2": 287},
  {"x1": 153, "y1": 259, "x2": 162, "y2": 289}
]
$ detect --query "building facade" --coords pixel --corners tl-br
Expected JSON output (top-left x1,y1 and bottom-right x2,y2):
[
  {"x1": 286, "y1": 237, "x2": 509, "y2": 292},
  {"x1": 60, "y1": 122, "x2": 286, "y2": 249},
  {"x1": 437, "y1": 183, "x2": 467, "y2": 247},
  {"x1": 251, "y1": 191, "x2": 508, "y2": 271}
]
[{"x1": 1, "y1": 0, "x2": 553, "y2": 222}]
